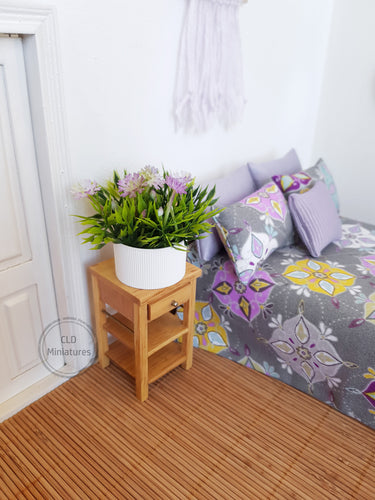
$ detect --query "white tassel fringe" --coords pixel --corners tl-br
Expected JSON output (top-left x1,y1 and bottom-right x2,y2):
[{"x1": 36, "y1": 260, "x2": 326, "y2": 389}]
[{"x1": 174, "y1": 0, "x2": 246, "y2": 133}]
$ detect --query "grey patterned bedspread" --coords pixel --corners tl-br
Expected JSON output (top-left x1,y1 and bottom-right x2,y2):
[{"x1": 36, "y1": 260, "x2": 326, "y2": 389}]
[{"x1": 187, "y1": 217, "x2": 375, "y2": 430}]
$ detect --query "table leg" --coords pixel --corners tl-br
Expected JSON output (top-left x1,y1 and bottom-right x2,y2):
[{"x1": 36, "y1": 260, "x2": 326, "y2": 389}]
[
  {"x1": 133, "y1": 303, "x2": 148, "y2": 401},
  {"x1": 182, "y1": 279, "x2": 197, "y2": 370},
  {"x1": 91, "y1": 275, "x2": 110, "y2": 368}
]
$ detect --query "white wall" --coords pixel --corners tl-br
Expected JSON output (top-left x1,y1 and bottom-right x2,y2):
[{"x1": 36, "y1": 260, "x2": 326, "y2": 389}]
[
  {"x1": 47, "y1": 0, "x2": 333, "y2": 184},
  {"x1": 21, "y1": 0, "x2": 329, "y2": 268},
  {"x1": 21, "y1": 0, "x2": 332, "y2": 186},
  {"x1": 313, "y1": 0, "x2": 375, "y2": 225},
  {"x1": 14, "y1": 0, "x2": 333, "y2": 317}
]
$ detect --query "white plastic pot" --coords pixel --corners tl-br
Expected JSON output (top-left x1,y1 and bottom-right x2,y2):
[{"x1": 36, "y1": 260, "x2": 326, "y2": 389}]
[{"x1": 113, "y1": 243, "x2": 187, "y2": 289}]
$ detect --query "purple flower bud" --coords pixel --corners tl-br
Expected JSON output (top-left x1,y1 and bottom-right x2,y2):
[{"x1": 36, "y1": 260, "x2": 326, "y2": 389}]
[
  {"x1": 118, "y1": 173, "x2": 145, "y2": 198},
  {"x1": 165, "y1": 172, "x2": 193, "y2": 194},
  {"x1": 85, "y1": 180, "x2": 101, "y2": 196}
]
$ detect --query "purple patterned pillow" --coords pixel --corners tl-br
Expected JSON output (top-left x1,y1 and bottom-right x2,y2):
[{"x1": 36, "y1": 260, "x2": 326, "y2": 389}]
[
  {"x1": 288, "y1": 181, "x2": 342, "y2": 257},
  {"x1": 196, "y1": 164, "x2": 256, "y2": 261},
  {"x1": 213, "y1": 182, "x2": 294, "y2": 284},
  {"x1": 248, "y1": 148, "x2": 302, "y2": 189},
  {"x1": 272, "y1": 171, "x2": 314, "y2": 198}
]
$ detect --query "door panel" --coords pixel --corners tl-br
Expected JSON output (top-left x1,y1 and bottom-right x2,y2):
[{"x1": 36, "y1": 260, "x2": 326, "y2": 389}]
[
  {"x1": 0, "y1": 66, "x2": 31, "y2": 270},
  {"x1": 1, "y1": 285, "x2": 42, "y2": 378},
  {"x1": 0, "y1": 36, "x2": 64, "y2": 403}
]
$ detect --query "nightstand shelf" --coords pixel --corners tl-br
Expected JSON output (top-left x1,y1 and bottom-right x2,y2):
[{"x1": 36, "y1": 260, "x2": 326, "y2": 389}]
[
  {"x1": 104, "y1": 311, "x2": 188, "y2": 357},
  {"x1": 89, "y1": 258, "x2": 201, "y2": 401},
  {"x1": 106, "y1": 340, "x2": 186, "y2": 384}
]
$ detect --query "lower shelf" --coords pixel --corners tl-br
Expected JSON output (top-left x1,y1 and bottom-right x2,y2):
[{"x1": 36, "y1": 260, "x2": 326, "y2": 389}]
[{"x1": 106, "y1": 340, "x2": 187, "y2": 384}]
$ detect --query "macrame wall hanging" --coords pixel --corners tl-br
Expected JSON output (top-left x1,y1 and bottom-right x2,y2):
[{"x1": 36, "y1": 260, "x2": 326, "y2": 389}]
[{"x1": 174, "y1": 0, "x2": 246, "y2": 133}]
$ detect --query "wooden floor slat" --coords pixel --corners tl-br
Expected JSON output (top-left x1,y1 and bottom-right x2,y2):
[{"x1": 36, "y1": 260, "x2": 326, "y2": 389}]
[
  {"x1": 1, "y1": 348, "x2": 374, "y2": 499},
  {"x1": 65, "y1": 375, "x2": 256, "y2": 498}
]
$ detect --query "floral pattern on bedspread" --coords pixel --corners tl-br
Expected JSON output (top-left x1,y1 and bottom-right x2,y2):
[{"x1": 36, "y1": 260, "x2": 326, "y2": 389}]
[
  {"x1": 187, "y1": 217, "x2": 375, "y2": 430},
  {"x1": 283, "y1": 259, "x2": 356, "y2": 297},
  {"x1": 336, "y1": 223, "x2": 375, "y2": 249},
  {"x1": 188, "y1": 302, "x2": 229, "y2": 354},
  {"x1": 212, "y1": 260, "x2": 275, "y2": 322},
  {"x1": 263, "y1": 300, "x2": 357, "y2": 390},
  {"x1": 362, "y1": 368, "x2": 375, "y2": 414}
]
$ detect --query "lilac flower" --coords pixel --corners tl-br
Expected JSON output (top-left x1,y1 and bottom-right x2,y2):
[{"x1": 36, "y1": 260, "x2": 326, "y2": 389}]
[
  {"x1": 165, "y1": 172, "x2": 193, "y2": 195},
  {"x1": 139, "y1": 166, "x2": 163, "y2": 189},
  {"x1": 118, "y1": 173, "x2": 145, "y2": 198},
  {"x1": 85, "y1": 181, "x2": 101, "y2": 195},
  {"x1": 71, "y1": 185, "x2": 87, "y2": 199},
  {"x1": 71, "y1": 180, "x2": 100, "y2": 199}
]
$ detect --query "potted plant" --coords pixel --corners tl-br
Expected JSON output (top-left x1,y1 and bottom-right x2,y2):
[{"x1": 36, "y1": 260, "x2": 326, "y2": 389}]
[{"x1": 72, "y1": 166, "x2": 221, "y2": 289}]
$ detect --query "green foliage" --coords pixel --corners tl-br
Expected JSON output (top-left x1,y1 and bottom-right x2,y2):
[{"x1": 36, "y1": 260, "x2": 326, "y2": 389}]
[{"x1": 72, "y1": 169, "x2": 222, "y2": 250}]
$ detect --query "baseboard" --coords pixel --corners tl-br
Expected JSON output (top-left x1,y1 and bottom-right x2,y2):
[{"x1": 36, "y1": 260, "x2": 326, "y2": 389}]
[{"x1": 0, "y1": 372, "x2": 68, "y2": 423}]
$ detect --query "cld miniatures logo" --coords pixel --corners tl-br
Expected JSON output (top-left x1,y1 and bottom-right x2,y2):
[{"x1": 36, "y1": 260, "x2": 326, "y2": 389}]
[{"x1": 39, "y1": 317, "x2": 96, "y2": 377}]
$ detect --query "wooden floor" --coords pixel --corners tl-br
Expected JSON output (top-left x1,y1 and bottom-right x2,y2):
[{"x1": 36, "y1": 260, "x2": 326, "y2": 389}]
[{"x1": 1, "y1": 349, "x2": 374, "y2": 500}]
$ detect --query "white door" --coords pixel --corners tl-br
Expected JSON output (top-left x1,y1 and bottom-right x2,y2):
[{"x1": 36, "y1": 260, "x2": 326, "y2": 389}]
[{"x1": 0, "y1": 36, "x2": 63, "y2": 403}]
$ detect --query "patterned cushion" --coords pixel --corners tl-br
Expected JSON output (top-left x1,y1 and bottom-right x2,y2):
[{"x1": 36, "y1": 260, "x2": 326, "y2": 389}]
[
  {"x1": 307, "y1": 159, "x2": 340, "y2": 211},
  {"x1": 213, "y1": 182, "x2": 294, "y2": 284},
  {"x1": 272, "y1": 171, "x2": 314, "y2": 198},
  {"x1": 273, "y1": 159, "x2": 340, "y2": 212},
  {"x1": 196, "y1": 164, "x2": 257, "y2": 261}
]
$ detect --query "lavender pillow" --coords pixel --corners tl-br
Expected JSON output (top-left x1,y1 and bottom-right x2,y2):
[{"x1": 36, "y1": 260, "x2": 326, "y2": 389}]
[
  {"x1": 248, "y1": 149, "x2": 302, "y2": 189},
  {"x1": 196, "y1": 164, "x2": 256, "y2": 261},
  {"x1": 213, "y1": 182, "x2": 294, "y2": 284},
  {"x1": 288, "y1": 181, "x2": 342, "y2": 257}
]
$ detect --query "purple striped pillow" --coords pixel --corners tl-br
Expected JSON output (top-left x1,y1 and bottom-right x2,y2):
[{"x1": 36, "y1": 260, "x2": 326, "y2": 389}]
[{"x1": 288, "y1": 181, "x2": 341, "y2": 257}]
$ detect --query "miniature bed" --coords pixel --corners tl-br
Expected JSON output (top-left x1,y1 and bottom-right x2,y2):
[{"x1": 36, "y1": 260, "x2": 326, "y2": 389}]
[{"x1": 186, "y1": 150, "x2": 375, "y2": 431}]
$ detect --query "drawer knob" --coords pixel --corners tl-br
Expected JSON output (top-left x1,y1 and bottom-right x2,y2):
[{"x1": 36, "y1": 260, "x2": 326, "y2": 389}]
[{"x1": 171, "y1": 300, "x2": 178, "y2": 308}]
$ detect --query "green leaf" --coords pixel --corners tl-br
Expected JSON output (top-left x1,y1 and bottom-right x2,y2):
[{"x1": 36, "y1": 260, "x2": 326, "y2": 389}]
[
  {"x1": 92, "y1": 235, "x2": 104, "y2": 245},
  {"x1": 86, "y1": 227, "x2": 103, "y2": 235},
  {"x1": 115, "y1": 211, "x2": 123, "y2": 224}
]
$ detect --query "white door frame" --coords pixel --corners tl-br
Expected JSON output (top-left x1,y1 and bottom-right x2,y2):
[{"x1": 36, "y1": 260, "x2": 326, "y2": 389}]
[{"x1": 0, "y1": 7, "x2": 87, "y2": 335}]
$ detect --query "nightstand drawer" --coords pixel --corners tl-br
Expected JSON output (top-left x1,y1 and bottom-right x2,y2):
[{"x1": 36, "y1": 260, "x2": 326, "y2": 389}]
[{"x1": 148, "y1": 284, "x2": 190, "y2": 321}]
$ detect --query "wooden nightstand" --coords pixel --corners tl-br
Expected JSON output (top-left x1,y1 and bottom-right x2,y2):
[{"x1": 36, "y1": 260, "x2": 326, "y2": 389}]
[{"x1": 89, "y1": 259, "x2": 202, "y2": 401}]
